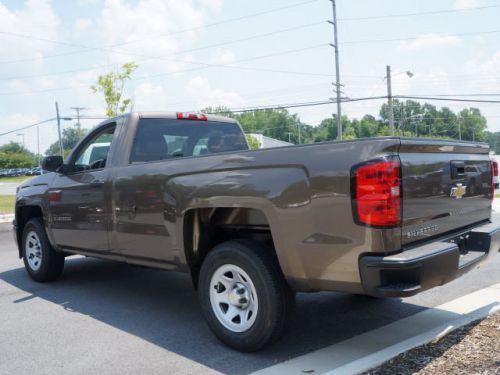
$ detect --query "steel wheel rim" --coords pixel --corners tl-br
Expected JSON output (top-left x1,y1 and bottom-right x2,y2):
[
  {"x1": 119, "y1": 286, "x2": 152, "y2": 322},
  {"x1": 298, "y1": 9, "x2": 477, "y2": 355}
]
[
  {"x1": 209, "y1": 264, "x2": 259, "y2": 333},
  {"x1": 25, "y1": 231, "x2": 42, "y2": 271}
]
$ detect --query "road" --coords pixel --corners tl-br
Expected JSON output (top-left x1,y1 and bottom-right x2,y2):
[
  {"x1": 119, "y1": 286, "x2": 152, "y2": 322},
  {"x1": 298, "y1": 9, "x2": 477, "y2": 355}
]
[{"x1": 0, "y1": 225, "x2": 499, "y2": 375}]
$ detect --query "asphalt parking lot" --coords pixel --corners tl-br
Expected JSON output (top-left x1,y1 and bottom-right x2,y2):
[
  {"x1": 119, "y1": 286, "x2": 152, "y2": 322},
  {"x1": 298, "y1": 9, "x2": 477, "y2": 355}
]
[
  {"x1": 0, "y1": 226, "x2": 499, "y2": 375},
  {"x1": 0, "y1": 182, "x2": 18, "y2": 195}
]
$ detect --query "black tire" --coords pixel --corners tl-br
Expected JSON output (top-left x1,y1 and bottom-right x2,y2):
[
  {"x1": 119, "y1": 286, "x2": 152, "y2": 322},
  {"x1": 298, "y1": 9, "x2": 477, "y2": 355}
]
[
  {"x1": 22, "y1": 218, "x2": 64, "y2": 282},
  {"x1": 198, "y1": 239, "x2": 294, "y2": 352}
]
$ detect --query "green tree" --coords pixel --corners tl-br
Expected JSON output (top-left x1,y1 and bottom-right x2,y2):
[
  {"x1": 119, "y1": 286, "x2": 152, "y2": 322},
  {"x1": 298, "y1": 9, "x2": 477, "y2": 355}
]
[
  {"x1": 46, "y1": 126, "x2": 88, "y2": 156},
  {"x1": 0, "y1": 142, "x2": 37, "y2": 168},
  {"x1": 486, "y1": 131, "x2": 500, "y2": 154},
  {"x1": 457, "y1": 108, "x2": 487, "y2": 141},
  {"x1": 358, "y1": 115, "x2": 380, "y2": 138},
  {"x1": 203, "y1": 107, "x2": 307, "y2": 144},
  {"x1": 205, "y1": 101, "x2": 490, "y2": 145},
  {"x1": 314, "y1": 117, "x2": 337, "y2": 142},
  {"x1": 91, "y1": 62, "x2": 139, "y2": 117},
  {"x1": 246, "y1": 134, "x2": 260, "y2": 150},
  {"x1": 0, "y1": 142, "x2": 28, "y2": 154}
]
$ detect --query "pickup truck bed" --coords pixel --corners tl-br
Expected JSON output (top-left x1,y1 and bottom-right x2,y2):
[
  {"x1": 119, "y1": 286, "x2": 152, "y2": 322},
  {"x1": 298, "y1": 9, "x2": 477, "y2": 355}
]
[{"x1": 14, "y1": 112, "x2": 500, "y2": 351}]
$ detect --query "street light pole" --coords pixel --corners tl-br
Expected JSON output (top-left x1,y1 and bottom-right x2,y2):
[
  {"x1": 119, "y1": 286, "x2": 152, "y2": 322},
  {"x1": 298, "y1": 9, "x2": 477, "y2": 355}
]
[
  {"x1": 386, "y1": 68, "x2": 414, "y2": 136},
  {"x1": 329, "y1": 0, "x2": 343, "y2": 140},
  {"x1": 37, "y1": 125, "x2": 41, "y2": 167},
  {"x1": 55, "y1": 101, "x2": 64, "y2": 157},
  {"x1": 386, "y1": 65, "x2": 395, "y2": 136}
]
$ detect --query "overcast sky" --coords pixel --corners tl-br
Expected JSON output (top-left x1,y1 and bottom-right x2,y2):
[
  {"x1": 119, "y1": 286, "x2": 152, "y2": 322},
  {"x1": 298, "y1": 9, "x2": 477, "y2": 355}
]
[{"x1": 1, "y1": 0, "x2": 499, "y2": 153}]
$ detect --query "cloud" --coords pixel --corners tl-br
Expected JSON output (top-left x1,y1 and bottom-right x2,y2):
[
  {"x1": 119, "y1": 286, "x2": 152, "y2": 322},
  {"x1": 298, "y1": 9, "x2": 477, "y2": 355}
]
[
  {"x1": 97, "y1": 0, "x2": 223, "y2": 73},
  {"x1": 0, "y1": 0, "x2": 59, "y2": 61},
  {"x1": 452, "y1": 0, "x2": 480, "y2": 10},
  {"x1": 463, "y1": 50, "x2": 500, "y2": 92},
  {"x1": 132, "y1": 83, "x2": 168, "y2": 111},
  {"x1": 74, "y1": 18, "x2": 93, "y2": 34},
  {"x1": 1, "y1": 113, "x2": 43, "y2": 152},
  {"x1": 208, "y1": 49, "x2": 236, "y2": 65},
  {"x1": 200, "y1": 0, "x2": 224, "y2": 12},
  {"x1": 185, "y1": 76, "x2": 244, "y2": 109},
  {"x1": 399, "y1": 34, "x2": 462, "y2": 51}
]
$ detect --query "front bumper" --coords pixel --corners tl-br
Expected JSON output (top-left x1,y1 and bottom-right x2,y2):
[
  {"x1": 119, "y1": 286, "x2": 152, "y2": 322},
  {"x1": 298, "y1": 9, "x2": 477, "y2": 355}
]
[{"x1": 359, "y1": 219, "x2": 500, "y2": 297}]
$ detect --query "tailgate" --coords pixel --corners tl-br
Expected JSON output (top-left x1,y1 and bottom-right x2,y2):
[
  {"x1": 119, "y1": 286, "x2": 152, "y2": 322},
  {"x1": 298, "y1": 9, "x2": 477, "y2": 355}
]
[{"x1": 399, "y1": 139, "x2": 492, "y2": 245}]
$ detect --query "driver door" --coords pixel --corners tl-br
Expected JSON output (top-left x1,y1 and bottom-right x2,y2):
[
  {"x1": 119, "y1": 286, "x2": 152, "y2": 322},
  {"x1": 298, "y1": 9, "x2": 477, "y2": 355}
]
[{"x1": 49, "y1": 123, "x2": 116, "y2": 254}]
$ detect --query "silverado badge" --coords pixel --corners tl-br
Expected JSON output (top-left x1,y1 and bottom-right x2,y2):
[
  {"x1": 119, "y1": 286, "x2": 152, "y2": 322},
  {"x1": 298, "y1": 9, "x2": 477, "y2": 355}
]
[{"x1": 450, "y1": 184, "x2": 466, "y2": 199}]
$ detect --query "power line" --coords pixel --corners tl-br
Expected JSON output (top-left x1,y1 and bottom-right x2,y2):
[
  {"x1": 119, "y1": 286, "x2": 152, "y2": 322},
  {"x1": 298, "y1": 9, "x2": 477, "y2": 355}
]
[
  {"x1": 0, "y1": 0, "x2": 318, "y2": 64},
  {"x1": 105, "y1": 0, "x2": 320, "y2": 48},
  {"x1": 0, "y1": 43, "x2": 330, "y2": 82},
  {"x1": 339, "y1": 4, "x2": 500, "y2": 21},
  {"x1": 396, "y1": 95, "x2": 500, "y2": 104},
  {"x1": 155, "y1": 21, "x2": 328, "y2": 56},
  {"x1": 0, "y1": 20, "x2": 326, "y2": 61},
  {"x1": 210, "y1": 96, "x2": 388, "y2": 113},
  {"x1": 2, "y1": 93, "x2": 500, "y2": 140},
  {"x1": 0, "y1": 96, "x2": 384, "y2": 138},
  {"x1": 0, "y1": 45, "x2": 333, "y2": 96},
  {"x1": 403, "y1": 93, "x2": 500, "y2": 97},
  {"x1": 0, "y1": 118, "x2": 56, "y2": 137},
  {"x1": 343, "y1": 29, "x2": 500, "y2": 45}
]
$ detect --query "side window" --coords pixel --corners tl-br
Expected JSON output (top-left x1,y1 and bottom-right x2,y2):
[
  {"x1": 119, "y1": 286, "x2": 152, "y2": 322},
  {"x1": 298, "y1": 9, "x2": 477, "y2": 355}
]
[
  {"x1": 130, "y1": 118, "x2": 248, "y2": 163},
  {"x1": 73, "y1": 124, "x2": 116, "y2": 172}
]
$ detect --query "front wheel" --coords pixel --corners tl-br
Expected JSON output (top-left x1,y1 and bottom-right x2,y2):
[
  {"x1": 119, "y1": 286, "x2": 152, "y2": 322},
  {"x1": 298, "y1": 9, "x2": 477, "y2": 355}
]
[
  {"x1": 198, "y1": 240, "x2": 294, "y2": 352},
  {"x1": 22, "y1": 218, "x2": 65, "y2": 282}
]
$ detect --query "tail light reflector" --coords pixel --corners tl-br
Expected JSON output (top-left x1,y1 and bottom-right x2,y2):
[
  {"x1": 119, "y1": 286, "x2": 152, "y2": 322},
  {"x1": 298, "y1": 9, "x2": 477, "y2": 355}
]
[{"x1": 352, "y1": 158, "x2": 401, "y2": 227}]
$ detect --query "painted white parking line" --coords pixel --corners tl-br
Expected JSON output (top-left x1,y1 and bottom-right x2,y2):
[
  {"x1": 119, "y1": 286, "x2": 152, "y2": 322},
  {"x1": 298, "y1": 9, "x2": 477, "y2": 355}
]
[{"x1": 252, "y1": 283, "x2": 500, "y2": 375}]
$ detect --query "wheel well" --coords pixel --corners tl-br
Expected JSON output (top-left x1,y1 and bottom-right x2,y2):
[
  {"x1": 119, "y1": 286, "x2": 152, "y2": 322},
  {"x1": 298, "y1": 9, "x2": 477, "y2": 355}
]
[
  {"x1": 183, "y1": 207, "x2": 276, "y2": 289},
  {"x1": 16, "y1": 205, "x2": 43, "y2": 257}
]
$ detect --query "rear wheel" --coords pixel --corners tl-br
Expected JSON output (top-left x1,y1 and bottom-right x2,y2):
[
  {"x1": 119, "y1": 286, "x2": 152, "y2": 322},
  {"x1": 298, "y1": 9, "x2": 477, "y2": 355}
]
[
  {"x1": 198, "y1": 240, "x2": 294, "y2": 352},
  {"x1": 22, "y1": 218, "x2": 64, "y2": 282}
]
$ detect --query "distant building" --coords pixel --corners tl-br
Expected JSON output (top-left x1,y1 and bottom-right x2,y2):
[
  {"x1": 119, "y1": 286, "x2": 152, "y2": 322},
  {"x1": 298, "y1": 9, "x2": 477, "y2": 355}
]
[{"x1": 248, "y1": 133, "x2": 293, "y2": 149}]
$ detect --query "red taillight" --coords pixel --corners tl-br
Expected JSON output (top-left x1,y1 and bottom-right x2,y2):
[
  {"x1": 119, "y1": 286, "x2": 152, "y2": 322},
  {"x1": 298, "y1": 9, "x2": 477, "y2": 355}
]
[
  {"x1": 176, "y1": 112, "x2": 208, "y2": 121},
  {"x1": 48, "y1": 190, "x2": 62, "y2": 202},
  {"x1": 352, "y1": 158, "x2": 401, "y2": 227}
]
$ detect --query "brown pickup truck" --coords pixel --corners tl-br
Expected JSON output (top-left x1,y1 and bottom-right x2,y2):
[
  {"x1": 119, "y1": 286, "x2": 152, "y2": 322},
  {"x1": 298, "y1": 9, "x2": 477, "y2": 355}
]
[{"x1": 14, "y1": 112, "x2": 500, "y2": 351}]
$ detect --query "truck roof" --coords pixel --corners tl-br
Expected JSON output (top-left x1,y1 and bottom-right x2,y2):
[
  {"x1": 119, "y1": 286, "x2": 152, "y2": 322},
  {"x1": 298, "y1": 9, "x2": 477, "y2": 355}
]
[{"x1": 133, "y1": 111, "x2": 238, "y2": 124}]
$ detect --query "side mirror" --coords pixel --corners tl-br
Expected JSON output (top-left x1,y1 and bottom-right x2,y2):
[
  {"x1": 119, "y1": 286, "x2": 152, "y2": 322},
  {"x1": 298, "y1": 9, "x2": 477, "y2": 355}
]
[{"x1": 41, "y1": 156, "x2": 64, "y2": 172}]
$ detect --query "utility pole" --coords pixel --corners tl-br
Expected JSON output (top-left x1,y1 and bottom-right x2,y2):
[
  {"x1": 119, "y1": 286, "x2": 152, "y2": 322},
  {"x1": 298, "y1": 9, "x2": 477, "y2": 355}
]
[
  {"x1": 386, "y1": 65, "x2": 395, "y2": 136},
  {"x1": 37, "y1": 125, "x2": 41, "y2": 167},
  {"x1": 297, "y1": 124, "x2": 302, "y2": 144},
  {"x1": 55, "y1": 102, "x2": 64, "y2": 157},
  {"x1": 329, "y1": 0, "x2": 342, "y2": 140},
  {"x1": 70, "y1": 106, "x2": 87, "y2": 130}
]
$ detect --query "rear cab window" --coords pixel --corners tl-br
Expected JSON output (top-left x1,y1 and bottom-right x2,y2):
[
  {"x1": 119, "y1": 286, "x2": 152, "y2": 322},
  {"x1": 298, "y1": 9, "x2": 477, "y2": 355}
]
[{"x1": 130, "y1": 118, "x2": 248, "y2": 163}]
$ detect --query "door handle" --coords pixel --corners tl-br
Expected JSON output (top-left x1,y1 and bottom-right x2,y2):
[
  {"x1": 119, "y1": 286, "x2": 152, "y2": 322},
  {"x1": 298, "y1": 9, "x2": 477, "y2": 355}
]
[{"x1": 90, "y1": 179, "x2": 105, "y2": 188}]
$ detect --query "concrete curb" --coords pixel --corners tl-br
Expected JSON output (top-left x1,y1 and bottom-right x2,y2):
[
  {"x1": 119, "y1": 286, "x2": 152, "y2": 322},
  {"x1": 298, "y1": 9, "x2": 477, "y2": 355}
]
[
  {"x1": 0, "y1": 214, "x2": 14, "y2": 224},
  {"x1": 327, "y1": 302, "x2": 499, "y2": 375},
  {"x1": 252, "y1": 283, "x2": 500, "y2": 375}
]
